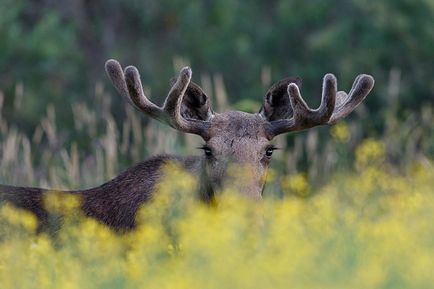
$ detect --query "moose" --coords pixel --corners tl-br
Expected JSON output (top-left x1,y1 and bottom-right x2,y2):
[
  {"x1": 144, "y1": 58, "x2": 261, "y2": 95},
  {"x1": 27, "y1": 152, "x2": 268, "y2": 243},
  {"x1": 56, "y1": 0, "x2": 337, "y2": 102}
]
[{"x1": 0, "y1": 59, "x2": 374, "y2": 232}]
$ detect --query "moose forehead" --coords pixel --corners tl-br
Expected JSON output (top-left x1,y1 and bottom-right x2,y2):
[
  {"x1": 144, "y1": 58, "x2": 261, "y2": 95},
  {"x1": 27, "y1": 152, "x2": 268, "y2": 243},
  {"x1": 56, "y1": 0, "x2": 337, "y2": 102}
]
[{"x1": 208, "y1": 111, "x2": 269, "y2": 143}]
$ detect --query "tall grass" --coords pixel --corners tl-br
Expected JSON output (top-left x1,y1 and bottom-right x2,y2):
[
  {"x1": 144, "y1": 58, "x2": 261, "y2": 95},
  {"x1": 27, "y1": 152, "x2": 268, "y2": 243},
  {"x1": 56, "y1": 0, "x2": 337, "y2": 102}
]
[{"x1": 0, "y1": 76, "x2": 432, "y2": 191}]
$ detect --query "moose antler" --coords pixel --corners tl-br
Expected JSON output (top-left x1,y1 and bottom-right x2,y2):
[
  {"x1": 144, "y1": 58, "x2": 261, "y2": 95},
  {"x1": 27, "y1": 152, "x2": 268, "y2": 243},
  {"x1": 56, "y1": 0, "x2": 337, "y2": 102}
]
[
  {"x1": 105, "y1": 59, "x2": 211, "y2": 138},
  {"x1": 266, "y1": 74, "x2": 374, "y2": 137}
]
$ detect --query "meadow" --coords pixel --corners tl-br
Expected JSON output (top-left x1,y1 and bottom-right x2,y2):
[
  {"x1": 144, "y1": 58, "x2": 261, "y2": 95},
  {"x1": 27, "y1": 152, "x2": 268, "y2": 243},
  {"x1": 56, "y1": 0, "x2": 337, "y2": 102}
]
[
  {"x1": 1, "y1": 1, "x2": 434, "y2": 287},
  {"x1": 0, "y1": 81, "x2": 433, "y2": 289},
  {"x1": 0, "y1": 149, "x2": 433, "y2": 289}
]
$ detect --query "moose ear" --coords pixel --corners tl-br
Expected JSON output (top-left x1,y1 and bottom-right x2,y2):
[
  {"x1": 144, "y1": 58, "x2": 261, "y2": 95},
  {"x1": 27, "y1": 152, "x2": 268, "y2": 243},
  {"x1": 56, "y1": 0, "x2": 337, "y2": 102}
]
[
  {"x1": 170, "y1": 78, "x2": 213, "y2": 121},
  {"x1": 259, "y1": 77, "x2": 302, "y2": 121}
]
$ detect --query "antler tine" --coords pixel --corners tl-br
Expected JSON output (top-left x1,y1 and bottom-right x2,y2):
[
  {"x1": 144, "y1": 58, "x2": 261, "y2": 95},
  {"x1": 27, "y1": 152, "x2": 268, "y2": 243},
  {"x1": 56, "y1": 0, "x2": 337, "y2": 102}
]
[
  {"x1": 291, "y1": 73, "x2": 336, "y2": 125},
  {"x1": 267, "y1": 74, "x2": 337, "y2": 137},
  {"x1": 328, "y1": 74, "x2": 374, "y2": 124},
  {"x1": 105, "y1": 59, "x2": 135, "y2": 107},
  {"x1": 124, "y1": 65, "x2": 165, "y2": 120},
  {"x1": 105, "y1": 59, "x2": 211, "y2": 138},
  {"x1": 106, "y1": 59, "x2": 165, "y2": 120}
]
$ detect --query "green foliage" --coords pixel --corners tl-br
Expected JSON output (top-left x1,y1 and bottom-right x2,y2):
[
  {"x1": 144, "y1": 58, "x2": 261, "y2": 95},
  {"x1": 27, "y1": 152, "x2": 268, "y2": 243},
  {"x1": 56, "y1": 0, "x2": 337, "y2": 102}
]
[
  {"x1": 2, "y1": 1, "x2": 433, "y2": 110},
  {"x1": 0, "y1": 0, "x2": 81, "y2": 129}
]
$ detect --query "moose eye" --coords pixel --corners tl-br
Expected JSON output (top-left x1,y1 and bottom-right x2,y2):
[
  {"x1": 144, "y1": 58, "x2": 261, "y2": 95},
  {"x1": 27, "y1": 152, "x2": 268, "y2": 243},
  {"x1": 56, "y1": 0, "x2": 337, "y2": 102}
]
[
  {"x1": 265, "y1": 146, "x2": 277, "y2": 157},
  {"x1": 204, "y1": 147, "x2": 213, "y2": 157},
  {"x1": 198, "y1": 145, "x2": 213, "y2": 157}
]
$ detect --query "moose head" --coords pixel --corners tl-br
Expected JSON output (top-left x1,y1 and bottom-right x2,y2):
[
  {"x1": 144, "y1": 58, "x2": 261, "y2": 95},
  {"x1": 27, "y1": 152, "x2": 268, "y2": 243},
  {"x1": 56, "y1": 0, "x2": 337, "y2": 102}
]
[{"x1": 105, "y1": 59, "x2": 375, "y2": 200}]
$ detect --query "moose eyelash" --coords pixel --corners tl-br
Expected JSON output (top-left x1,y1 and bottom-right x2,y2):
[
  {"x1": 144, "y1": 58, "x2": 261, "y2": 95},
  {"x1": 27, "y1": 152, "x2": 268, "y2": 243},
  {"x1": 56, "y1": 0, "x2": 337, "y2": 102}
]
[
  {"x1": 197, "y1": 145, "x2": 210, "y2": 150},
  {"x1": 267, "y1": 145, "x2": 280, "y2": 151}
]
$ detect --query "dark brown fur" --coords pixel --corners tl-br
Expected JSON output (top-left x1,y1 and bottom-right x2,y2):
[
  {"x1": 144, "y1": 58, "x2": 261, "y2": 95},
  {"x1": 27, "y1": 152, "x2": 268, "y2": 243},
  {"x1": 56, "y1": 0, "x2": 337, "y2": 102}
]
[{"x1": 1, "y1": 155, "x2": 201, "y2": 232}]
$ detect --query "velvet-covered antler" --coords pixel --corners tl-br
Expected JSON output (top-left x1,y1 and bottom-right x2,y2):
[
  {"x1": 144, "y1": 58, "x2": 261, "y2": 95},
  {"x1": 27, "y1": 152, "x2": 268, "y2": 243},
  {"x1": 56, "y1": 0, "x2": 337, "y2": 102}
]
[
  {"x1": 105, "y1": 59, "x2": 211, "y2": 139},
  {"x1": 265, "y1": 74, "x2": 374, "y2": 137}
]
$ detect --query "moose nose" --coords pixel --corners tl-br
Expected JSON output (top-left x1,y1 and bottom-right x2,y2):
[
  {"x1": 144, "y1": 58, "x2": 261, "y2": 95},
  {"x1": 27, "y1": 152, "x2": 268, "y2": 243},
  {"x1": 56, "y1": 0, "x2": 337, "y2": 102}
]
[{"x1": 225, "y1": 164, "x2": 264, "y2": 200}]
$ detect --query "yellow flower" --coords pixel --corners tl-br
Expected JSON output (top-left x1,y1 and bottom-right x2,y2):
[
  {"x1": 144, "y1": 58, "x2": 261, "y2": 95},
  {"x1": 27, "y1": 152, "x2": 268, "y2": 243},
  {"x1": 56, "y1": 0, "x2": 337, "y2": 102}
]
[
  {"x1": 355, "y1": 138, "x2": 385, "y2": 169},
  {"x1": 281, "y1": 173, "x2": 310, "y2": 196},
  {"x1": 330, "y1": 121, "x2": 350, "y2": 142},
  {"x1": 1, "y1": 157, "x2": 434, "y2": 289},
  {"x1": 43, "y1": 190, "x2": 81, "y2": 214},
  {"x1": 0, "y1": 203, "x2": 37, "y2": 231}
]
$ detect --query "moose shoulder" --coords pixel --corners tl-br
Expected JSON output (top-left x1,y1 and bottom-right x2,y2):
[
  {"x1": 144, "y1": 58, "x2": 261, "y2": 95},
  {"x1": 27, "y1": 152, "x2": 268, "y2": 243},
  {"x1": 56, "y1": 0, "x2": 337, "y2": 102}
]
[{"x1": 0, "y1": 59, "x2": 374, "y2": 232}]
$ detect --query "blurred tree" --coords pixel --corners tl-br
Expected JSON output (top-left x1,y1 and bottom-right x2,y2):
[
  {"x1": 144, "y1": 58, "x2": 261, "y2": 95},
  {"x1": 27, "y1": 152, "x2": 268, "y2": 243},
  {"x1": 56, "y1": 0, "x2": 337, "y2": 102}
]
[
  {"x1": 0, "y1": 0, "x2": 433, "y2": 143},
  {"x1": 0, "y1": 0, "x2": 81, "y2": 130}
]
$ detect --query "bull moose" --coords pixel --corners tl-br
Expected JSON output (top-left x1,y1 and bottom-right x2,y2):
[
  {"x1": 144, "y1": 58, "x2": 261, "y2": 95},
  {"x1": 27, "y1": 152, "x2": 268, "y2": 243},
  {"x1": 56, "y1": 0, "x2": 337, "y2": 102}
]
[{"x1": 0, "y1": 59, "x2": 374, "y2": 232}]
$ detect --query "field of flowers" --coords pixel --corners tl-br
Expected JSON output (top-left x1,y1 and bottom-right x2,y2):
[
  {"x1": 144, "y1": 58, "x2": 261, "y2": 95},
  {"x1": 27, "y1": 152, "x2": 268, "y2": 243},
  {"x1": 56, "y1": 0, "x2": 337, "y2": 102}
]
[
  {"x1": 1, "y1": 141, "x2": 433, "y2": 289},
  {"x1": 1, "y1": 1, "x2": 434, "y2": 285},
  {"x1": 1, "y1": 81, "x2": 434, "y2": 288}
]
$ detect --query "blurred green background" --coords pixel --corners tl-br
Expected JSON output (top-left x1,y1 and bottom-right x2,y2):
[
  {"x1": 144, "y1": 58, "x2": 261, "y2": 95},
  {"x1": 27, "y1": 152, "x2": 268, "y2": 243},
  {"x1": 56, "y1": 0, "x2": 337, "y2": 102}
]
[{"x1": 0, "y1": 0, "x2": 433, "y2": 189}]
